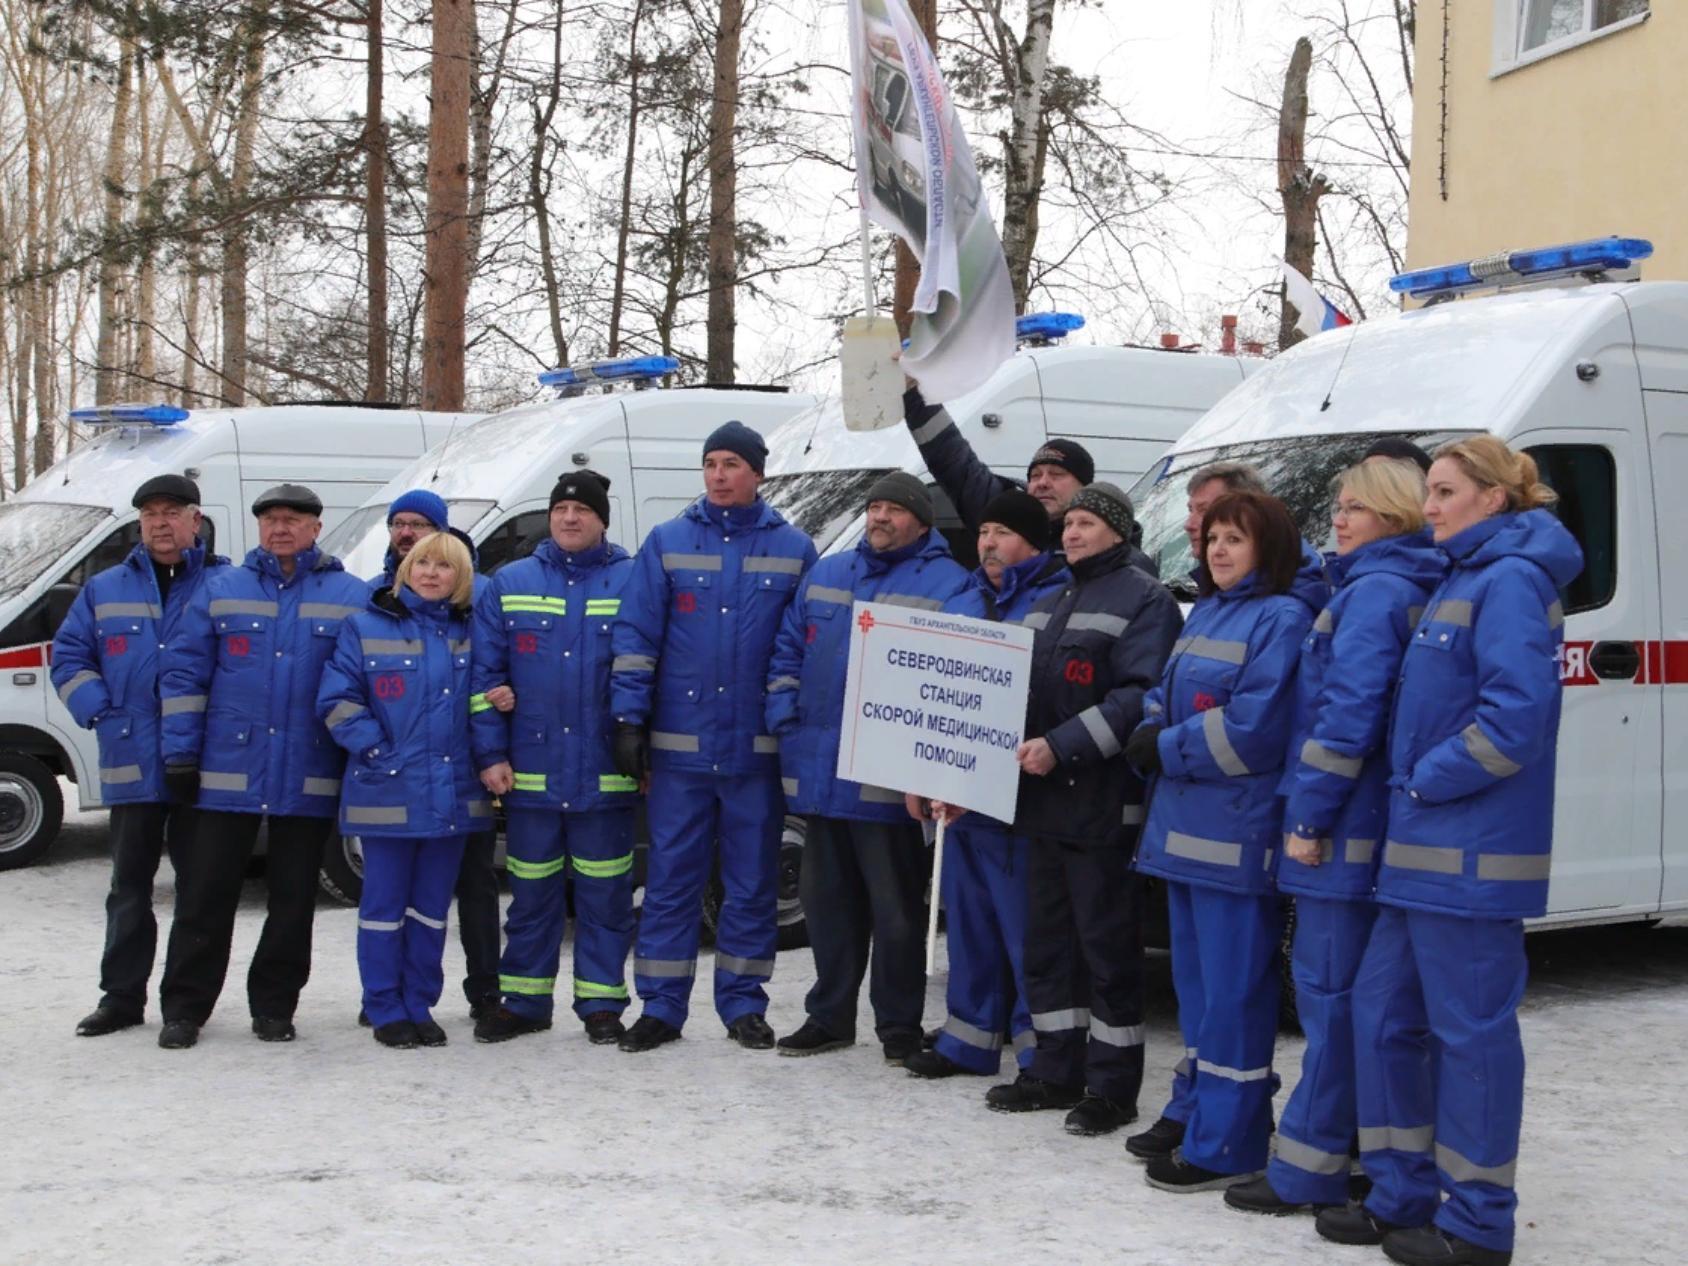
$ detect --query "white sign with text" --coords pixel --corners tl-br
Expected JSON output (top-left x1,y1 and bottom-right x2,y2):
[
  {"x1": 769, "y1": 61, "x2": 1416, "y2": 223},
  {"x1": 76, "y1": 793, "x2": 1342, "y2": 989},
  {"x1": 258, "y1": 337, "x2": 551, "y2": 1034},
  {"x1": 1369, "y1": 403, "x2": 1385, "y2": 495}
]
[{"x1": 835, "y1": 600, "x2": 1034, "y2": 825}]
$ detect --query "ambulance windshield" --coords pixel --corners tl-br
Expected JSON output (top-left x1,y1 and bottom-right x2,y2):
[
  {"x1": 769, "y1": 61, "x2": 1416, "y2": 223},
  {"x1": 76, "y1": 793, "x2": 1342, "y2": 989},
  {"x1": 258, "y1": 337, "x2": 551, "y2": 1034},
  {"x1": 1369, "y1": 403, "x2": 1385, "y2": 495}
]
[
  {"x1": 0, "y1": 502, "x2": 113, "y2": 602},
  {"x1": 762, "y1": 468, "x2": 895, "y2": 555},
  {"x1": 1127, "y1": 431, "x2": 1468, "y2": 599}
]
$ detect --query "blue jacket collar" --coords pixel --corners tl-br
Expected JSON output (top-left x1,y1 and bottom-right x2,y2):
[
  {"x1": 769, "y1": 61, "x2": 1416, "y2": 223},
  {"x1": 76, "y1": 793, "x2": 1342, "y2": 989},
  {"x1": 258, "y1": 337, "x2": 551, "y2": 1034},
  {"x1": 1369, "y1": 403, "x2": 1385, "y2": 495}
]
[
  {"x1": 1441, "y1": 509, "x2": 1583, "y2": 587},
  {"x1": 970, "y1": 551, "x2": 1063, "y2": 604},
  {"x1": 246, "y1": 545, "x2": 336, "y2": 580},
  {"x1": 535, "y1": 536, "x2": 628, "y2": 571},
  {"x1": 857, "y1": 528, "x2": 948, "y2": 574},
  {"x1": 126, "y1": 540, "x2": 210, "y2": 575},
  {"x1": 1325, "y1": 528, "x2": 1444, "y2": 591},
  {"x1": 688, "y1": 494, "x2": 778, "y2": 534}
]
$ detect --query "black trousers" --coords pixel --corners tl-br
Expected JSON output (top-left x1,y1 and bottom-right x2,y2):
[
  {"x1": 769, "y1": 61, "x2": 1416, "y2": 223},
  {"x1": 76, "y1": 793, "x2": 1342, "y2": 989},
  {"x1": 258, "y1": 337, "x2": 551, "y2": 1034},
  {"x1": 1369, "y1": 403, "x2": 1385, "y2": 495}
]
[
  {"x1": 455, "y1": 830, "x2": 501, "y2": 1005},
  {"x1": 1023, "y1": 837, "x2": 1148, "y2": 1104},
  {"x1": 800, "y1": 816, "x2": 928, "y2": 1042},
  {"x1": 159, "y1": 811, "x2": 332, "y2": 1025},
  {"x1": 96, "y1": 802, "x2": 197, "y2": 1017}
]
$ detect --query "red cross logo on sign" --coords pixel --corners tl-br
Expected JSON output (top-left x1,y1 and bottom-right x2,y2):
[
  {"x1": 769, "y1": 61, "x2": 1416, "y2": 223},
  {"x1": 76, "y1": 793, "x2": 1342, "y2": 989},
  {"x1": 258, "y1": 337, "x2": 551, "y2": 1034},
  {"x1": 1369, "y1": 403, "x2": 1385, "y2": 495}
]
[{"x1": 856, "y1": 609, "x2": 876, "y2": 635}]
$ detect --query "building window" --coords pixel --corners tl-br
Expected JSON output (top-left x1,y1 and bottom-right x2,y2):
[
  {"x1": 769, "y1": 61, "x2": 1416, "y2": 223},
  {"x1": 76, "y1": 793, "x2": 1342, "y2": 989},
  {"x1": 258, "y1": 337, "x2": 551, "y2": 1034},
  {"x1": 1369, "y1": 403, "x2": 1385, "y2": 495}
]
[{"x1": 1496, "y1": 0, "x2": 1648, "y2": 72}]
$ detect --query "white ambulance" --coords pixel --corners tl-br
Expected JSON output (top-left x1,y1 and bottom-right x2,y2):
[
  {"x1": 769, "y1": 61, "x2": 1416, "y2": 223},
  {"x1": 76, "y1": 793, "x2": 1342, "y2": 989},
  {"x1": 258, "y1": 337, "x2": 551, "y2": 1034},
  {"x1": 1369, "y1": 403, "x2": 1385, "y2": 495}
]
[
  {"x1": 760, "y1": 313, "x2": 1261, "y2": 565},
  {"x1": 1125, "y1": 235, "x2": 1685, "y2": 928},
  {"x1": 0, "y1": 401, "x2": 479, "y2": 870}
]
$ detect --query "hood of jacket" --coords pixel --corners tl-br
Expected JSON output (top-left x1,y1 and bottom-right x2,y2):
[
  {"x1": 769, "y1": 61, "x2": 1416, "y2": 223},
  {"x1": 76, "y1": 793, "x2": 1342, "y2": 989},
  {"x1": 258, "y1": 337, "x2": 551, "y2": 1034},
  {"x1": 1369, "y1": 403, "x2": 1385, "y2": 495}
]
[
  {"x1": 533, "y1": 536, "x2": 631, "y2": 572},
  {"x1": 1442, "y1": 509, "x2": 1584, "y2": 588},
  {"x1": 244, "y1": 545, "x2": 340, "y2": 580},
  {"x1": 1325, "y1": 527, "x2": 1446, "y2": 592},
  {"x1": 856, "y1": 528, "x2": 952, "y2": 576},
  {"x1": 686, "y1": 493, "x2": 786, "y2": 534}
]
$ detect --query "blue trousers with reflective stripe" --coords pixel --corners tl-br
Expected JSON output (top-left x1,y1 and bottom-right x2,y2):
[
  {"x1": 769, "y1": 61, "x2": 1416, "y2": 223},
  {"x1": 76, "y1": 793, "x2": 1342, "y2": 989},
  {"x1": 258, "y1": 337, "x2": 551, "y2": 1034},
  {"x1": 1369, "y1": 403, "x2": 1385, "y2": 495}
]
[
  {"x1": 1354, "y1": 905, "x2": 1527, "y2": 1252},
  {"x1": 1267, "y1": 895, "x2": 1377, "y2": 1204},
  {"x1": 1161, "y1": 881, "x2": 1282, "y2": 1174},
  {"x1": 501, "y1": 807, "x2": 635, "y2": 1022},
  {"x1": 936, "y1": 826, "x2": 1031, "y2": 1074},
  {"x1": 634, "y1": 769, "x2": 783, "y2": 1030},
  {"x1": 357, "y1": 834, "x2": 468, "y2": 1029}
]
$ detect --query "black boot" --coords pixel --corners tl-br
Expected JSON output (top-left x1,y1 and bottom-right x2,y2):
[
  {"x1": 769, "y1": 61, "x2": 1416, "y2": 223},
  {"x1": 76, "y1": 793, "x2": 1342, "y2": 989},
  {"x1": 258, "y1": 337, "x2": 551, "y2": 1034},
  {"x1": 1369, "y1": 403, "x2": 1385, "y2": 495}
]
[
  {"x1": 374, "y1": 1020, "x2": 419, "y2": 1049},
  {"x1": 1144, "y1": 1151, "x2": 1262, "y2": 1193},
  {"x1": 468, "y1": 996, "x2": 499, "y2": 1023},
  {"x1": 583, "y1": 1012, "x2": 626, "y2": 1046},
  {"x1": 252, "y1": 1016, "x2": 296, "y2": 1043},
  {"x1": 618, "y1": 1014, "x2": 683, "y2": 1053},
  {"x1": 904, "y1": 1049, "x2": 982, "y2": 1079},
  {"x1": 356, "y1": 1008, "x2": 372, "y2": 1028},
  {"x1": 1125, "y1": 1115, "x2": 1187, "y2": 1160},
  {"x1": 984, "y1": 1072, "x2": 1083, "y2": 1113},
  {"x1": 76, "y1": 1006, "x2": 143, "y2": 1037},
  {"x1": 775, "y1": 1019, "x2": 851, "y2": 1057},
  {"x1": 726, "y1": 1013, "x2": 776, "y2": 1050},
  {"x1": 157, "y1": 1020, "x2": 199, "y2": 1049},
  {"x1": 415, "y1": 1019, "x2": 448, "y2": 1047},
  {"x1": 1383, "y1": 1227, "x2": 1513, "y2": 1266},
  {"x1": 1315, "y1": 1202, "x2": 1420, "y2": 1247},
  {"x1": 1064, "y1": 1094, "x2": 1138, "y2": 1137},
  {"x1": 473, "y1": 1008, "x2": 552, "y2": 1044},
  {"x1": 881, "y1": 1030, "x2": 921, "y2": 1065},
  {"x1": 1224, "y1": 1176, "x2": 1315, "y2": 1216}
]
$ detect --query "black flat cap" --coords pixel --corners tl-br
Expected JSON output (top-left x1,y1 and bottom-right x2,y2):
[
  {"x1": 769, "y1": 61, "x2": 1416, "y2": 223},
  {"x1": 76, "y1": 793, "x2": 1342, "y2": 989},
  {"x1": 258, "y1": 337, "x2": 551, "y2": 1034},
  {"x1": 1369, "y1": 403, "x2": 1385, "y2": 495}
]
[
  {"x1": 132, "y1": 474, "x2": 201, "y2": 508},
  {"x1": 251, "y1": 483, "x2": 323, "y2": 516}
]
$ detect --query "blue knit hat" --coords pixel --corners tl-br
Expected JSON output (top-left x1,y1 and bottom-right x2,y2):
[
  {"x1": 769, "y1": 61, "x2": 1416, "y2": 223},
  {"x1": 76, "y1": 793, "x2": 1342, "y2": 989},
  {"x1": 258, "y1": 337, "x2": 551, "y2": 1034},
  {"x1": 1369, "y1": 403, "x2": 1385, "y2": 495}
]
[
  {"x1": 701, "y1": 420, "x2": 767, "y2": 475},
  {"x1": 388, "y1": 488, "x2": 449, "y2": 529}
]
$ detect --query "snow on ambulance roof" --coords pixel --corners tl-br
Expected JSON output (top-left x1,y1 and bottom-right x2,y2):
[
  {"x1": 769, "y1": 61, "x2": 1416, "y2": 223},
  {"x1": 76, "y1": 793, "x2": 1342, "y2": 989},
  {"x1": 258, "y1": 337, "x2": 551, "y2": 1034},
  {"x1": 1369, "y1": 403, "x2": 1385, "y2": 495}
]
[{"x1": 1170, "y1": 282, "x2": 1670, "y2": 455}]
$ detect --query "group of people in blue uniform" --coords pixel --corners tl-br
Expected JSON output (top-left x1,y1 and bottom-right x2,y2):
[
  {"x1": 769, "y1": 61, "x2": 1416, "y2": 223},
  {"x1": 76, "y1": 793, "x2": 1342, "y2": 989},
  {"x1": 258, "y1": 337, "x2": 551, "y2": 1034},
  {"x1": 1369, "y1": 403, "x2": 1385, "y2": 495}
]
[{"x1": 55, "y1": 391, "x2": 1579, "y2": 1266}]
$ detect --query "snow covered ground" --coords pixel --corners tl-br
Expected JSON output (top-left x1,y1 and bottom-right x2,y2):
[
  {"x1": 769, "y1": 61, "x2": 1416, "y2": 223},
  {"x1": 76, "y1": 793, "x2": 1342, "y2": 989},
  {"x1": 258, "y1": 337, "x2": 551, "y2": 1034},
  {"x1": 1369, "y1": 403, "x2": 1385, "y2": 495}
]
[{"x1": 3, "y1": 796, "x2": 1685, "y2": 1264}]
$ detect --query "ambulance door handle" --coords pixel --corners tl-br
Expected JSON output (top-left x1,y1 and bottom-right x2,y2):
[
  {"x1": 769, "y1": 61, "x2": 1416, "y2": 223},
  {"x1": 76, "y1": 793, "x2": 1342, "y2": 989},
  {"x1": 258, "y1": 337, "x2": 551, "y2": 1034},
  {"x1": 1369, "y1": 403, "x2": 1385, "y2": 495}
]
[{"x1": 1588, "y1": 640, "x2": 1640, "y2": 681}]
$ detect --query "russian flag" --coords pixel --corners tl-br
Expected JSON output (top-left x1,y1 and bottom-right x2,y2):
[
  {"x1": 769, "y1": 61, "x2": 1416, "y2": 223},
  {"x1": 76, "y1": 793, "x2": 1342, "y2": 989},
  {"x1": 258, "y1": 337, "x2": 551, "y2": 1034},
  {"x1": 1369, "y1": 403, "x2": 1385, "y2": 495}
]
[{"x1": 1281, "y1": 261, "x2": 1353, "y2": 339}]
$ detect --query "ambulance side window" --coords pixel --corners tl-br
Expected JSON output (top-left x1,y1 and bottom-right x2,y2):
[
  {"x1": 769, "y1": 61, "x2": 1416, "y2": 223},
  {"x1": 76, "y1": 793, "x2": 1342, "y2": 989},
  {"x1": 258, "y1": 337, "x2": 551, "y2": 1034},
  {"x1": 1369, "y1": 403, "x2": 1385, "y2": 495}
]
[
  {"x1": 477, "y1": 512, "x2": 548, "y2": 576},
  {"x1": 1524, "y1": 444, "x2": 1616, "y2": 615}
]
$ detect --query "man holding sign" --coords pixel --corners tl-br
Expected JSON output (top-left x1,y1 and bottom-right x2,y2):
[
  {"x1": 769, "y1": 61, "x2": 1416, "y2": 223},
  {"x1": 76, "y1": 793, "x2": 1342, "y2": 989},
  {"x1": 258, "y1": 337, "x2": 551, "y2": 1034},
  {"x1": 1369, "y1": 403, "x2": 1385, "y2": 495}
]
[
  {"x1": 901, "y1": 490, "x2": 1068, "y2": 1082},
  {"x1": 991, "y1": 482, "x2": 1182, "y2": 1137},
  {"x1": 765, "y1": 473, "x2": 968, "y2": 1063}
]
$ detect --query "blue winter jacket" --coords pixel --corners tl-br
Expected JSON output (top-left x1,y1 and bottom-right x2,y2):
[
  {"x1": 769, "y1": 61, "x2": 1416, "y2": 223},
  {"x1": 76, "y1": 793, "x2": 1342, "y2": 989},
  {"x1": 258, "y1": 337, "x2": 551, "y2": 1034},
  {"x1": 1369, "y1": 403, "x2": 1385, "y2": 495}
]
[
  {"x1": 612, "y1": 496, "x2": 817, "y2": 777},
  {"x1": 1133, "y1": 560, "x2": 1325, "y2": 895},
  {"x1": 470, "y1": 537, "x2": 637, "y2": 813},
  {"x1": 1277, "y1": 531, "x2": 1446, "y2": 901},
  {"x1": 1379, "y1": 510, "x2": 1583, "y2": 920},
  {"x1": 935, "y1": 552, "x2": 1069, "y2": 834},
  {"x1": 161, "y1": 546, "x2": 371, "y2": 818},
  {"x1": 766, "y1": 530, "x2": 969, "y2": 821},
  {"x1": 51, "y1": 542, "x2": 227, "y2": 805},
  {"x1": 316, "y1": 587, "x2": 488, "y2": 838}
]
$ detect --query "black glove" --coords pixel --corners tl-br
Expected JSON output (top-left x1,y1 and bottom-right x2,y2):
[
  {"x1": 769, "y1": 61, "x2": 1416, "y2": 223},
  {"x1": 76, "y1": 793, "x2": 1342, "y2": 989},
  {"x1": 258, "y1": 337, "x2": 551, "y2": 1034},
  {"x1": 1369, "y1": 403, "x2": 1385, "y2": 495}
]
[
  {"x1": 164, "y1": 763, "x2": 200, "y2": 805},
  {"x1": 613, "y1": 722, "x2": 650, "y2": 781},
  {"x1": 1125, "y1": 725, "x2": 1164, "y2": 775}
]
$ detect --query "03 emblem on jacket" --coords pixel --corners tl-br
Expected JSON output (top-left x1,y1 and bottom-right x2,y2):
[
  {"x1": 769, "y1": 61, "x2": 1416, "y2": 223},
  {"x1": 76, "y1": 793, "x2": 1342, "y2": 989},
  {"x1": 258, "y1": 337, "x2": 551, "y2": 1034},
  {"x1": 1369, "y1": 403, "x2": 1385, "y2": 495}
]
[
  {"x1": 675, "y1": 591, "x2": 697, "y2": 614},
  {"x1": 104, "y1": 636, "x2": 128, "y2": 656},
  {"x1": 1062, "y1": 658, "x2": 1094, "y2": 685},
  {"x1": 225, "y1": 634, "x2": 250, "y2": 657}
]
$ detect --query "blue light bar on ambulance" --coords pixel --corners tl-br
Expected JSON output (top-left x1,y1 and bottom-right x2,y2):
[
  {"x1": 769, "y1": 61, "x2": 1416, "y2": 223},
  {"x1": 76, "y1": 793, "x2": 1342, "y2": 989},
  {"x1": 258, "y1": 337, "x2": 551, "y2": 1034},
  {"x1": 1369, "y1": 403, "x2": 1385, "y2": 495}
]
[
  {"x1": 1015, "y1": 312, "x2": 1086, "y2": 344},
  {"x1": 536, "y1": 355, "x2": 680, "y2": 390},
  {"x1": 1388, "y1": 236, "x2": 1653, "y2": 299},
  {"x1": 68, "y1": 402, "x2": 190, "y2": 426}
]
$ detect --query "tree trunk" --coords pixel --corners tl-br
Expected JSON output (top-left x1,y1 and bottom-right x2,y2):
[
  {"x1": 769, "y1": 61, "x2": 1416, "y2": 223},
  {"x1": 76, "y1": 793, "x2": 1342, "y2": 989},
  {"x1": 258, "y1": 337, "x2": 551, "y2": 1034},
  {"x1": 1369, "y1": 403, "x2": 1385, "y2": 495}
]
[
  {"x1": 529, "y1": 3, "x2": 567, "y2": 368},
  {"x1": 893, "y1": 0, "x2": 937, "y2": 339},
  {"x1": 95, "y1": 32, "x2": 135, "y2": 405},
  {"x1": 422, "y1": 0, "x2": 473, "y2": 412},
  {"x1": 607, "y1": 0, "x2": 646, "y2": 358},
  {"x1": 136, "y1": 50, "x2": 162, "y2": 386},
  {"x1": 365, "y1": 0, "x2": 389, "y2": 401},
  {"x1": 1277, "y1": 35, "x2": 1328, "y2": 352},
  {"x1": 1000, "y1": 0, "x2": 1055, "y2": 313},
  {"x1": 704, "y1": 0, "x2": 743, "y2": 382},
  {"x1": 220, "y1": 20, "x2": 267, "y2": 405},
  {"x1": 181, "y1": 174, "x2": 204, "y2": 407}
]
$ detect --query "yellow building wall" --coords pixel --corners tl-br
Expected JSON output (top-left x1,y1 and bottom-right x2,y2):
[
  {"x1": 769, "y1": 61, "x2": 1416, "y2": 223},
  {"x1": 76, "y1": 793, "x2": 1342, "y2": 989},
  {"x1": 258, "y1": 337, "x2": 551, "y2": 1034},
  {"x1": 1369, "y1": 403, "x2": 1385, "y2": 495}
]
[{"x1": 1405, "y1": 6, "x2": 1688, "y2": 279}]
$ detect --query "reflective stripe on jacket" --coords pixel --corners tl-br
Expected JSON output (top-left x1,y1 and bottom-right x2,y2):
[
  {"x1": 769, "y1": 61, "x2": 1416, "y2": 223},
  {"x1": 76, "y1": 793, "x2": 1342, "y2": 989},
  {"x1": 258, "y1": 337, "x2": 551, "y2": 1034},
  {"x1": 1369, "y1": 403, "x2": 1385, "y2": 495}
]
[
  {"x1": 611, "y1": 496, "x2": 816, "y2": 776},
  {"x1": 1015, "y1": 543, "x2": 1183, "y2": 845},
  {"x1": 50, "y1": 542, "x2": 226, "y2": 804},
  {"x1": 161, "y1": 545, "x2": 369, "y2": 818},
  {"x1": 1380, "y1": 510, "x2": 1582, "y2": 920},
  {"x1": 766, "y1": 530, "x2": 969, "y2": 820},
  {"x1": 1134, "y1": 558, "x2": 1324, "y2": 894},
  {"x1": 317, "y1": 587, "x2": 487, "y2": 837},
  {"x1": 1277, "y1": 531, "x2": 1445, "y2": 901},
  {"x1": 469, "y1": 537, "x2": 635, "y2": 812}
]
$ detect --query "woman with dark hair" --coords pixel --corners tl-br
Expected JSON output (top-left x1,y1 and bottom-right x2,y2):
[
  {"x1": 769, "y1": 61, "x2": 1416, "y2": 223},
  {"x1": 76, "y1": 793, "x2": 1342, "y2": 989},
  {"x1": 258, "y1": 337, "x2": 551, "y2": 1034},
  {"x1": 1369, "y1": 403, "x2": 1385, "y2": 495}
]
[{"x1": 1124, "y1": 490, "x2": 1326, "y2": 1192}]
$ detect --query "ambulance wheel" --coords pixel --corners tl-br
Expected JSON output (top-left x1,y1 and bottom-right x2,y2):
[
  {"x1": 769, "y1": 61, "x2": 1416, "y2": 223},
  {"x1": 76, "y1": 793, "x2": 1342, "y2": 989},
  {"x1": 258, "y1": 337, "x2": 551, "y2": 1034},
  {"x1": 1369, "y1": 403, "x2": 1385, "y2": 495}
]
[
  {"x1": 1277, "y1": 900, "x2": 1301, "y2": 1034},
  {"x1": 698, "y1": 817, "x2": 810, "y2": 951},
  {"x1": 0, "y1": 754, "x2": 62, "y2": 871},
  {"x1": 319, "y1": 833, "x2": 364, "y2": 905}
]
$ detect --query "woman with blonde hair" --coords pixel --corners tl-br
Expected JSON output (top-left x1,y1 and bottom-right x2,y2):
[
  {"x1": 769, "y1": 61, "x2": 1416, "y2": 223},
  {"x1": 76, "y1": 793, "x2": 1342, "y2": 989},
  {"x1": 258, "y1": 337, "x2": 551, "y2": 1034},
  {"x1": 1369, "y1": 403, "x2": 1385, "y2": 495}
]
[
  {"x1": 317, "y1": 530, "x2": 489, "y2": 1049},
  {"x1": 1226, "y1": 458, "x2": 1443, "y2": 1218},
  {"x1": 1316, "y1": 436, "x2": 1582, "y2": 1266}
]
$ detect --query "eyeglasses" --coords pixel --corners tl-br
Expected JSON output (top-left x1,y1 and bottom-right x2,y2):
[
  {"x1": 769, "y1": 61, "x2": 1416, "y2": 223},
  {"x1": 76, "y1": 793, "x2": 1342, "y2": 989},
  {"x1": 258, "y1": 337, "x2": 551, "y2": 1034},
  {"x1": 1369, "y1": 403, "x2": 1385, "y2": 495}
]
[
  {"x1": 389, "y1": 518, "x2": 436, "y2": 532},
  {"x1": 1332, "y1": 501, "x2": 1373, "y2": 520}
]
